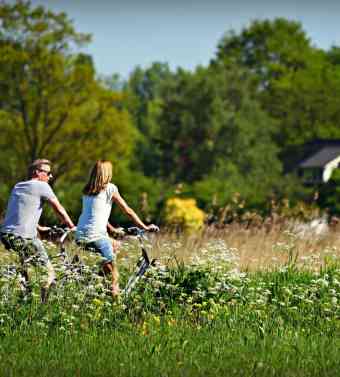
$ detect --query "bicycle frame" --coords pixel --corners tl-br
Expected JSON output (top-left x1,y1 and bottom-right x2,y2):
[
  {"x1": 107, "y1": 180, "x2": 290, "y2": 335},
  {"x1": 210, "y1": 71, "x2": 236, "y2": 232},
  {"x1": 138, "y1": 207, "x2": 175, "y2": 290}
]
[{"x1": 122, "y1": 227, "x2": 156, "y2": 297}]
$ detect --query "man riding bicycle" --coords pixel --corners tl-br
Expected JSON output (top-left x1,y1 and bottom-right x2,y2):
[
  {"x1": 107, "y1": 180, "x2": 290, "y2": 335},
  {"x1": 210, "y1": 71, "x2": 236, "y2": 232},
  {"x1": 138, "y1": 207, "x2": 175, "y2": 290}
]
[{"x1": 0, "y1": 159, "x2": 75, "y2": 300}]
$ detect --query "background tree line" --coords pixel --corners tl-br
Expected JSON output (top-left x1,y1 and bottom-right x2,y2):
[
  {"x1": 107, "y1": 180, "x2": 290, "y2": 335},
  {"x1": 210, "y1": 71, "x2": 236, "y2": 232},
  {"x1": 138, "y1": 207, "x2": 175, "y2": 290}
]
[{"x1": 1, "y1": 1, "x2": 340, "y2": 225}]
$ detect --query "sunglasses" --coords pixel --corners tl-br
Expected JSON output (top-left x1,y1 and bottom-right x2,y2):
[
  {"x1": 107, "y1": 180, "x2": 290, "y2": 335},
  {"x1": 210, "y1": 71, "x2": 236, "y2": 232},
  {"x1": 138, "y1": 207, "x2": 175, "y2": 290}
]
[{"x1": 38, "y1": 168, "x2": 53, "y2": 177}]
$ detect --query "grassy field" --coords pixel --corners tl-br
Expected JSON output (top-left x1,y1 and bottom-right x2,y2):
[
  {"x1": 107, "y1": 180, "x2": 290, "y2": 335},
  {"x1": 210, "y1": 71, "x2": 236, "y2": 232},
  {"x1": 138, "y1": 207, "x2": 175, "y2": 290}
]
[{"x1": 0, "y1": 224, "x2": 339, "y2": 376}]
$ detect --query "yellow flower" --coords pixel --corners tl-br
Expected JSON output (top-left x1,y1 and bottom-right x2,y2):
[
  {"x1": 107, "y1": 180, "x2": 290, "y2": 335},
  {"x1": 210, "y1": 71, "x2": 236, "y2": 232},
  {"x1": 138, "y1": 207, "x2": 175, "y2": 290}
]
[{"x1": 92, "y1": 298, "x2": 103, "y2": 306}]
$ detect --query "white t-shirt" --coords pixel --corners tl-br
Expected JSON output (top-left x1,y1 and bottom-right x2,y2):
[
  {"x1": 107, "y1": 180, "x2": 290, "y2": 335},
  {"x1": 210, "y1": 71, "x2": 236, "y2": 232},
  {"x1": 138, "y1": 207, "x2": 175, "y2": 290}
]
[{"x1": 76, "y1": 183, "x2": 118, "y2": 242}]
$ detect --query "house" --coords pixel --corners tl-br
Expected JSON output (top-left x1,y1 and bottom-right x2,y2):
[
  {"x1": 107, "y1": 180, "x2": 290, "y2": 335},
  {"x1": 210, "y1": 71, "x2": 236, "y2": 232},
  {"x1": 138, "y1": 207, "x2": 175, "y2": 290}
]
[{"x1": 298, "y1": 140, "x2": 340, "y2": 184}]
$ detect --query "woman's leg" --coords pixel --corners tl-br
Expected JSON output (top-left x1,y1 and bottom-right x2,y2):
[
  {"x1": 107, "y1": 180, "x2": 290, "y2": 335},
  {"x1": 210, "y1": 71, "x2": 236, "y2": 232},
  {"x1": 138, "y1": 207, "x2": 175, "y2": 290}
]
[
  {"x1": 112, "y1": 239, "x2": 121, "y2": 254},
  {"x1": 102, "y1": 261, "x2": 119, "y2": 296},
  {"x1": 92, "y1": 238, "x2": 119, "y2": 297}
]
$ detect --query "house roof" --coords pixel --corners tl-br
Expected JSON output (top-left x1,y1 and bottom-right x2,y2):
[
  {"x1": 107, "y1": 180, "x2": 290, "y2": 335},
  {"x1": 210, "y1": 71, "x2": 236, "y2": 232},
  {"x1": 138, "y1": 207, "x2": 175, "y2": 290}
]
[{"x1": 299, "y1": 146, "x2": 340, "y2": 168}]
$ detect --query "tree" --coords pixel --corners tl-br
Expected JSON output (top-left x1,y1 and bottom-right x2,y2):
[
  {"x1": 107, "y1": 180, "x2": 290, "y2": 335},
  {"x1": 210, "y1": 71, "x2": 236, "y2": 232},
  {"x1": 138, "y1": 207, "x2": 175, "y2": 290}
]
[
  {"x1": 155, "y1": 63, "x2": 282, "y2": 207},
  {"x1": 214, "y1": 18, "x2": 340, "y2": 171},
  {"x1": 215, "y1": 18, "x2": 314, "y2": 89},
  {"x1": 0, "y1": 1, "x2": 137, "y2": 186},
  {"x1": 124, "y1": 62, "x2": 173, "y2": 176},
  {"x1": 326, "y1": 46, "x2": 340, "y2": 66},
  {"x1": 266, "y1": 57, "x2": 340, "y2": 167}
]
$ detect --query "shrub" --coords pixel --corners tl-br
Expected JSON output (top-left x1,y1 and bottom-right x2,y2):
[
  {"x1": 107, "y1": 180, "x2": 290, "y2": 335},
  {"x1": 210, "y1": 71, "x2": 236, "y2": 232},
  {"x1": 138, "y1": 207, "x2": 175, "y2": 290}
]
[{"x1": 164, "y1": 197, "x2": 205, "y2": 232}]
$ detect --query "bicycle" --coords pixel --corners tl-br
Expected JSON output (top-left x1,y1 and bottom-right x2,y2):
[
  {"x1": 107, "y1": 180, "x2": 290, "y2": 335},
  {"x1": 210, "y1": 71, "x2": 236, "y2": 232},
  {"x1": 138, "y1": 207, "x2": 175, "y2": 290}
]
[
  {"x1": 46, "y1": 226, "x2": 158, "y2": 299},
  {"x1": 38, "y1": 226, "x2": 113, "y2": 303},
  {"x1": 0, "y1": 226, "x2": 159, "y2": 303},
  {"x1": 0, "y1": 228, "x2": 71, "y2": 303}
]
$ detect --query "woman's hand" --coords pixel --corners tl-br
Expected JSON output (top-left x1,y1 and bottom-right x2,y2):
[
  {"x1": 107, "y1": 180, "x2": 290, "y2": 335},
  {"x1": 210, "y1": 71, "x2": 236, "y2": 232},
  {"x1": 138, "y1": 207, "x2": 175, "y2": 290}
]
[{"x1": 145, "y1": 224, "x2": 159, "y2": 232}]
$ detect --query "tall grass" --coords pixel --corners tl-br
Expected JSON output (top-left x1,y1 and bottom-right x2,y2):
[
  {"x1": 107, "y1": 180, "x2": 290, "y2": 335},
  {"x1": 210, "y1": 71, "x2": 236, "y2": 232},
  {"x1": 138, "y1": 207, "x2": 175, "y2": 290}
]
[{"x1": 152, "y1": 222, "x2": 340, "y2": 270}]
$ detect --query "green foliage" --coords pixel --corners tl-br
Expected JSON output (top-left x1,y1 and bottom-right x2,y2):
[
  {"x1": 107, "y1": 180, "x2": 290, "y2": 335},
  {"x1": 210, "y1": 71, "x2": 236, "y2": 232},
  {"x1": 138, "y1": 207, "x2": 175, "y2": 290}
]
[
  {"x1": 0, "y1": 182, "x2": 11, "y2": 219},
  {"x1": 264, "y1": 54, "x2": 340, "y2": 172},
  {"x1": 0, "y1": 240, "x2": 339, "y2": 376},
  {"x1": 318, "y1": 169, "x2": 340, "y2": 215},
  {"x1": 110, "y1": 167, "x2": 164, "y2": 225},
  {"x1": 124, "y1": 62, "x2": 173, "y2": 177},
  {"x1": 2, "y1": 6, "x2": 340, "y2": 221},
  {"x1": 215, "y1": 18, "x2": 313, "y2": 88},
  {"x1": 124, "y1": 60, "x2": 283, "y2": 213},
  {"x1": 158, "y1": 65, "x2": 281, "y2": 188},
  {"x1": 0, "y1": 0, "x2": 137, "y2": 187},
  {"x1": 214, "y1": 18, "x2": 340, "y2": 173}
]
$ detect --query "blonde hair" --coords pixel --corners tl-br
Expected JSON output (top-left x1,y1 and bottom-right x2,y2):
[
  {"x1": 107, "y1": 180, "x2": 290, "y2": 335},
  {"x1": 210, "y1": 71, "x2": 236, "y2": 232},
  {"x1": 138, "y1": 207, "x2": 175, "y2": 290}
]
[
  {"x1": 28, "y1": 159, "x2": 51, "y2": 179},
  {"x1": 83, "y1": 160, "x2": 113, "y2": 195}
]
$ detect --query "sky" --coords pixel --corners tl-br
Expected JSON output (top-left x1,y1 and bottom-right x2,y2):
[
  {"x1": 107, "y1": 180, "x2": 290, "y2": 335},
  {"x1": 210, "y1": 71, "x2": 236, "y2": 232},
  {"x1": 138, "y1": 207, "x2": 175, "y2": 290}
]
[{"x1": 26, "y1": 0, "x2": 340, "y2": 79}]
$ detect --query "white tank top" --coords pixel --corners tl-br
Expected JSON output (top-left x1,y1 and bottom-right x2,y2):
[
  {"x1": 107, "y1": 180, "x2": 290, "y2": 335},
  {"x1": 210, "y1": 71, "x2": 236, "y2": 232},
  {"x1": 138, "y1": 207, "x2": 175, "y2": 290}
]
[{"x1": 76, "y1": 183, "x2": 118, "y2": 242}]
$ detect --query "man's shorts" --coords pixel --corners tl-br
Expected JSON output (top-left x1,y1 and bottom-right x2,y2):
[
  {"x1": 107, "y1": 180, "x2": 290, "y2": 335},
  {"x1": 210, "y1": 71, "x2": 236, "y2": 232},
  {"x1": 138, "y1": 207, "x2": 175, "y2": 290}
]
[
  {"x1": 0, "y1": 232, "x2": 49, "y2": 266},
  {"x1": 76, "y1": 238, "x2": 115, "y2": 263}
]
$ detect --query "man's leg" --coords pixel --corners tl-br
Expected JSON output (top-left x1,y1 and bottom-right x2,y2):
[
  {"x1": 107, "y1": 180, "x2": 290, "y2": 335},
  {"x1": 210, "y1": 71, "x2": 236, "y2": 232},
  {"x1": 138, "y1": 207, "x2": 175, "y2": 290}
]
[
  {"x1": 18, "y1": 255, "x2": 30, "y2": 292},
  {"x1": 30, "y1": 238, "x2": 56, "y2": 303},
  {"x1": 1, "y1": 233, "x2": 31, "y2": 293}
]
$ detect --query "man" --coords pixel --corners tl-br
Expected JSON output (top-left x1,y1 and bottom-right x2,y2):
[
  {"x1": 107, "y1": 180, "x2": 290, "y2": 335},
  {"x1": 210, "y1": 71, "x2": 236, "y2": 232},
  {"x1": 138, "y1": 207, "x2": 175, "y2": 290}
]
[{"x1": 0, "y1": 159, "x2": 75, "y2": 301}]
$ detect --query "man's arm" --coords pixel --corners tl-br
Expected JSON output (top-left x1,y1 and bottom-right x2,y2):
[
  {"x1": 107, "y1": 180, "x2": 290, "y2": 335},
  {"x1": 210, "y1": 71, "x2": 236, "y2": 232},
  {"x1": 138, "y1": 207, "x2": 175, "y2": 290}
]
[
  {"x1": 47, "y1": 197, "x2": 75, "y2": 229},
  {"x1": 107, "y1": 222, "x2": 125, "y2": 237},
  {"x1": 107, "y1": 222, "x2": 116, "y2": 234}
]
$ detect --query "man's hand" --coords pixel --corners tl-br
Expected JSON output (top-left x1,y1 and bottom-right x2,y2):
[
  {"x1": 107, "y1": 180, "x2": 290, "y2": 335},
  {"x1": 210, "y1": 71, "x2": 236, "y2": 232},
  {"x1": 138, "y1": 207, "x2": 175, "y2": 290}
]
[
  {"x1": 112, "y1": 227, "x2": 125, "y2": 237},
  {"x1": 37, "y1": 225, "x2": 52, "y2": 233},
  {"x1": 108, "y1": 225, "x2": 125, "y2": 237},
  {"x1": 107, "y1": 222, "x2": 125, "y2": 237}
]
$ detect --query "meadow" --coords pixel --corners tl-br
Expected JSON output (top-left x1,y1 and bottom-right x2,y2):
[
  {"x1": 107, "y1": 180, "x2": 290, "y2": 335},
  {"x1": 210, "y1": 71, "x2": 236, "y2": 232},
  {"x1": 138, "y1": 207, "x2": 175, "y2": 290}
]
[{"x1": 0, "y1": 221, "x2": 339, "y2": 377}]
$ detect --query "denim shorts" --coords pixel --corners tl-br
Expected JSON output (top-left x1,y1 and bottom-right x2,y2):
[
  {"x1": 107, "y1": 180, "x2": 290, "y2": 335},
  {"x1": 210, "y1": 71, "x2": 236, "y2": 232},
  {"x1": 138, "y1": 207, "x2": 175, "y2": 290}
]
[
  {"x1": 77, "y1": 238, "x2": 115, "y2": 263},
  {"x1": 0, "y1": 232, "x2": 49, "y2": 266}
]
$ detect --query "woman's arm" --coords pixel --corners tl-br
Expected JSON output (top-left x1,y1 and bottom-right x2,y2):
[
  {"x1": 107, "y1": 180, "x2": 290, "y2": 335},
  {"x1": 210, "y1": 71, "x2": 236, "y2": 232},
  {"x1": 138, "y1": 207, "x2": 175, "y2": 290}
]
[{"x1": 111, "y1": 191, "x2": 158, "y2": 231}]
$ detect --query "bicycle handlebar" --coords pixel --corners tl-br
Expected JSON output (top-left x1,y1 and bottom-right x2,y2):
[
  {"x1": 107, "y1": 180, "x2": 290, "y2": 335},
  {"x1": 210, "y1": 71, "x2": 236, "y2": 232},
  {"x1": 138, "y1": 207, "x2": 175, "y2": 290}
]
[
  {"x1": 124, "y1": 226, "x2": 159, "y2": 236},
  {"x1": 125, "y1": 227, "x2": 145, "y2": 236},
  {"x1": 59, "y1": 227, "x2": 76, "y2": 243},
  {"x1": 47, "y1": 225, "x2": 157, "y2": 242},
  {"x1": 46, "y1": 226, "x2": 77, "y2": 243}
]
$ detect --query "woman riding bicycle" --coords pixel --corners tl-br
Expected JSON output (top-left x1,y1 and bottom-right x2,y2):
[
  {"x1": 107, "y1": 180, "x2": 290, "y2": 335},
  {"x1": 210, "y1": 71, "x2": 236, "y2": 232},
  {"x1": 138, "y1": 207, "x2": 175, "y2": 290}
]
[{"x1": 75, "y1": 160, "x2": 158, "y2": 297}]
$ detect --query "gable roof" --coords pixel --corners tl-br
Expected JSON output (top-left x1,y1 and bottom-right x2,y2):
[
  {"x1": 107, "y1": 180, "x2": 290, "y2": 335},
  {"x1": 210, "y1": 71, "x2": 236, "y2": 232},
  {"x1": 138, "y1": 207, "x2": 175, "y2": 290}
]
[{"x1": 299, "y1": 146, "x2": 340, "y2": 168}]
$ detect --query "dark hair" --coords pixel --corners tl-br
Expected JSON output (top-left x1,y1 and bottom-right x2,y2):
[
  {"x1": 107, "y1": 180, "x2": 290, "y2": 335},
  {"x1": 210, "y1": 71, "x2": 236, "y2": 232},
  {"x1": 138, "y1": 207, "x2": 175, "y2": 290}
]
[{"x1": 28, "y1": 159, "x2": 51, "y2": 178}]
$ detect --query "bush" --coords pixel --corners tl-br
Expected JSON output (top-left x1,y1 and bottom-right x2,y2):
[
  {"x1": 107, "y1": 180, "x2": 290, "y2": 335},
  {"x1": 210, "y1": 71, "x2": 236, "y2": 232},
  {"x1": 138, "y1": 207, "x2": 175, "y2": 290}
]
[{"x1": 164, "y1": 197, "x2": 205, "y2": 232}]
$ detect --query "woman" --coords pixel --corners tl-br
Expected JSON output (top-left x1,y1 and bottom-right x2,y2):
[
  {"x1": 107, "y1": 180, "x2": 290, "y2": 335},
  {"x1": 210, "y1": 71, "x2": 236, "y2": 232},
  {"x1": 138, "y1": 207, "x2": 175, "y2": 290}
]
[{"x1": 76, "y1": 160, "x2": 158, "y2": 296}]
